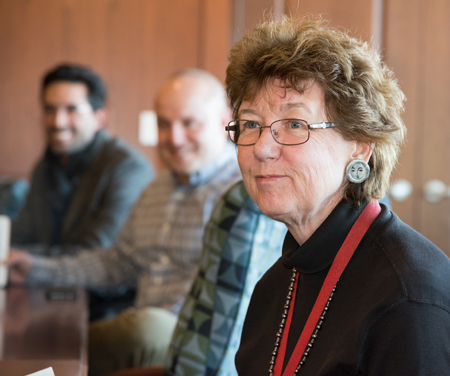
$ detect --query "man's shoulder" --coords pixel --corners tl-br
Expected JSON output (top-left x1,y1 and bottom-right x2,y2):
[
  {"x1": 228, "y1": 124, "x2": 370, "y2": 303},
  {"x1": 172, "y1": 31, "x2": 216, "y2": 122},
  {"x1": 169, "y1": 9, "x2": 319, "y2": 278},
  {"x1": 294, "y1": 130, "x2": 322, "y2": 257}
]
[
  {"x1": 200, "y1": 162, "x2": 241, "y2": 201},
  {"x1": 95, "y1": 130, "x2": 151, "y2": 170},
  {"x1": 137, "y1": 170, "x2": 174, "y2": 201}
]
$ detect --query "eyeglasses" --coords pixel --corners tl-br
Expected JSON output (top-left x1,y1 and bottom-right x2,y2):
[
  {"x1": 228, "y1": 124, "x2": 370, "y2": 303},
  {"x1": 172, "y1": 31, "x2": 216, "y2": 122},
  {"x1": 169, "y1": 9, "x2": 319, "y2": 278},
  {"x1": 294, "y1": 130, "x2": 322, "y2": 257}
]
[{"x1": 225, "y1": 119, "x2": 337, "y2": 146}]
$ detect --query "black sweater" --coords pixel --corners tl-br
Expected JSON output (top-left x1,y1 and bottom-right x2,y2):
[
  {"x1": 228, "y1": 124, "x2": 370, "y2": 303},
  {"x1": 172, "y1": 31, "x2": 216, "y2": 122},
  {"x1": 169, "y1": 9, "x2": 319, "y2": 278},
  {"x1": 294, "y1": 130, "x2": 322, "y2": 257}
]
[{"x1": 236, "y1": 201, "x2": 450, "y2": 375}]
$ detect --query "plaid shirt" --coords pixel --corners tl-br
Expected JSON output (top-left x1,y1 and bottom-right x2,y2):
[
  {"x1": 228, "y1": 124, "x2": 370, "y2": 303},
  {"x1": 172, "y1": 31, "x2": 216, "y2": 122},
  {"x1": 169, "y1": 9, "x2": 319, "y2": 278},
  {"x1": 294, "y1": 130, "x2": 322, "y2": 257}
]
[{"x1": 28, "y1": 143, "x2": 241, "y2": 312}]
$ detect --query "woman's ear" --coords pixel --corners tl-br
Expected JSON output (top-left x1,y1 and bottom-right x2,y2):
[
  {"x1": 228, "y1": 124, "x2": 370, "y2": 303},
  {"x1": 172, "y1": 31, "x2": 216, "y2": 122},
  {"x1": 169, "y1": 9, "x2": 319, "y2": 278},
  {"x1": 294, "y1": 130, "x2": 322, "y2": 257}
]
[{"x1": 352, "y1": 142, "x2": 373, "y2": 162}]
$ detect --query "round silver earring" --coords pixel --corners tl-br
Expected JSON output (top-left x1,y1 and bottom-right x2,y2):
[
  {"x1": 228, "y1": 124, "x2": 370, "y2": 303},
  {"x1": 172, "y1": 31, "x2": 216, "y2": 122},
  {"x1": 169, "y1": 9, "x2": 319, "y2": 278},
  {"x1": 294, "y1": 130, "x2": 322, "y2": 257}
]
[{"x1": 346, "y1": 158, "x2": 370, "y2": 183}]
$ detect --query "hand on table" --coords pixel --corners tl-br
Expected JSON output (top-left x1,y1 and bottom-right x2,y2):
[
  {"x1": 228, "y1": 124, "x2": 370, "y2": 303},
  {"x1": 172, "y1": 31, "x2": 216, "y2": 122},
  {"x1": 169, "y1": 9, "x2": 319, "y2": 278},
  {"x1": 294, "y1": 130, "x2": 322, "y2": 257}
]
[{"x1": 4, "y1": 248, "x2": 33, "y2": 284}]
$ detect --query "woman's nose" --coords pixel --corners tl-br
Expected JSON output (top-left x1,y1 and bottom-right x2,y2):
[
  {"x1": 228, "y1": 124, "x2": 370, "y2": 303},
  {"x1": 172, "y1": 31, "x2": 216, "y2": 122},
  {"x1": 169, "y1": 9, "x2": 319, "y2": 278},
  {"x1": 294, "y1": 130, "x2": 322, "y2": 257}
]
[{"x1": 253, "y1": 127, "x2": 280, "y2": 160}]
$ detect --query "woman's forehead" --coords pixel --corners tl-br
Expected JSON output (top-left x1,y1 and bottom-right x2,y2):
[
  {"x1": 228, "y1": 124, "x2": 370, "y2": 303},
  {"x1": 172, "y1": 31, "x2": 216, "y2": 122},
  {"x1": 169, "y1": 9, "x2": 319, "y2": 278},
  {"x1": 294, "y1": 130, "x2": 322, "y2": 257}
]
[{"x1": 239, "y1": 79, "x2": 325, "y2": 117}]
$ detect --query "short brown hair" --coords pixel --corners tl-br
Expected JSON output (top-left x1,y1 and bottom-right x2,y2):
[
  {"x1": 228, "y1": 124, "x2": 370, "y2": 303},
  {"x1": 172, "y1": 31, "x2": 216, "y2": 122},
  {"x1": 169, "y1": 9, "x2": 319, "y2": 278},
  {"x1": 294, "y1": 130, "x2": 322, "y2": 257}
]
[
  {"x1": 42, "y1": 63, "x2": 107, "y2": 110},
  {"x1": 226, "y1": 17, "x2": 406, "y2": 206}
]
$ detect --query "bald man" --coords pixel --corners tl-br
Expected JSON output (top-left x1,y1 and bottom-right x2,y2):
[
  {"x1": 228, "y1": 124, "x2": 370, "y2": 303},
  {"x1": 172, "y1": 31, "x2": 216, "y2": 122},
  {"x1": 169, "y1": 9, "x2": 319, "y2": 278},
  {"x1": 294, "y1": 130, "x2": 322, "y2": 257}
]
[{"x1": 6, "y1": 69, "x2": 242, "y2": 375}]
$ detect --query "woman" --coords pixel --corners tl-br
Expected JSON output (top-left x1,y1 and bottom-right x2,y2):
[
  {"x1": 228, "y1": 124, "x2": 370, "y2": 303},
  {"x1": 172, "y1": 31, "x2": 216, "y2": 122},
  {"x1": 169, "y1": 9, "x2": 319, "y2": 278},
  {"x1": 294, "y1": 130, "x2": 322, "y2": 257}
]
[{"x1": 225, "y1": 18, "x2": 450, "y2": 375}]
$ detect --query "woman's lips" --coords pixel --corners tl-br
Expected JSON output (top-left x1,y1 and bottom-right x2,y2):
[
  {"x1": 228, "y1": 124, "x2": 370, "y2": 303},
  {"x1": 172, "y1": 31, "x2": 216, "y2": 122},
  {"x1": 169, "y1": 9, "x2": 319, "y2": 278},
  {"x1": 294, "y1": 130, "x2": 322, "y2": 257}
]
[{"x1": 255, "y1": 174, "x2": 286, "y2": 182}]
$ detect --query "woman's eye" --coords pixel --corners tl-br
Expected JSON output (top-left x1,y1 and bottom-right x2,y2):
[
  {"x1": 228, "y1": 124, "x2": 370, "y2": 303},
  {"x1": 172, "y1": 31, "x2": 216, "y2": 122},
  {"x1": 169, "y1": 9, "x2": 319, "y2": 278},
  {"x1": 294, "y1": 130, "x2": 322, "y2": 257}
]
[
  {"x1": 245, "y1": 121, "x2": 259, "y2": 129},
  {"x1": 290, "y1": 121, "x2": 302, "y2": 129}
]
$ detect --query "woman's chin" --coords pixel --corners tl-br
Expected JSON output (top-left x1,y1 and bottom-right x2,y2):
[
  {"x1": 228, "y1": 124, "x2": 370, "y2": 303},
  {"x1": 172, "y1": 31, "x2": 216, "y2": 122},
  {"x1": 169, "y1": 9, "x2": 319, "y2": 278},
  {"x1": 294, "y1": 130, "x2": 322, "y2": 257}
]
[
  {"x1": 256, "y1": 202, "x2": 289, "y2": 223},
  {"x1": 246, "y1": 190, "x2": 289, "y2": 222}
]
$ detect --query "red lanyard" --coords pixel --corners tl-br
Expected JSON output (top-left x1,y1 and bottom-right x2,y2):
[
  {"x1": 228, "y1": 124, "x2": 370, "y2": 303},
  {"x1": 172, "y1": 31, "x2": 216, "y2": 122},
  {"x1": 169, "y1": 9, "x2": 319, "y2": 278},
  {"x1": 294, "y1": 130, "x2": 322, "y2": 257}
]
[{"x1": 274, "y1": 200, "x2": 381, "y2": 376}]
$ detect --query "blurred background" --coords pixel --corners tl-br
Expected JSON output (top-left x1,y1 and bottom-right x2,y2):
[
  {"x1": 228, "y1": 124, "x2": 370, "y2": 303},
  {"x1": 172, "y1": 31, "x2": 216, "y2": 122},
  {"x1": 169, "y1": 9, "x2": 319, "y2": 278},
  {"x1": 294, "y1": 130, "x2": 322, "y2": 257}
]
[{"x1": 1, "y1": 0, "x2": 450, "y2": 255}]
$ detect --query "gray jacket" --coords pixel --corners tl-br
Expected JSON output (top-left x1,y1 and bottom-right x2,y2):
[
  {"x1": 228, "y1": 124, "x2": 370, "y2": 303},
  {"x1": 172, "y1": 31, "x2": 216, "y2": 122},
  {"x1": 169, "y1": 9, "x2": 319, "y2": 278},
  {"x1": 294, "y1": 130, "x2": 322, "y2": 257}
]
[{"x1": 12, "y1": 130, "x2": 154, "y2": 256}]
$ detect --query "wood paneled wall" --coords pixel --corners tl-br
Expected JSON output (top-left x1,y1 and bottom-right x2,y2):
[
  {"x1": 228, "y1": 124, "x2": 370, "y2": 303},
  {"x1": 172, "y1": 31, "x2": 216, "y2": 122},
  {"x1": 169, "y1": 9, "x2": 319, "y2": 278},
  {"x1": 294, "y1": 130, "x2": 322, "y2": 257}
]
[
  {"x1": 0, "y1": 0, "x2": 231, "y2": 177},
  {"x1": 285, "y1": 0, "x2": 377, "y2": 44}
]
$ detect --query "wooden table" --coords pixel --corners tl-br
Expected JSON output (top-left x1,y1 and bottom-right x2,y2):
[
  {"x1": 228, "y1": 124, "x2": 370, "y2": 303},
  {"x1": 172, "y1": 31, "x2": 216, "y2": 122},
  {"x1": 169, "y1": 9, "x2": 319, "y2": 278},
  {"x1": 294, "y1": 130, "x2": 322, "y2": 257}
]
[{"x1": 0, "y1": 287, "x2": 88, "y2": 376}]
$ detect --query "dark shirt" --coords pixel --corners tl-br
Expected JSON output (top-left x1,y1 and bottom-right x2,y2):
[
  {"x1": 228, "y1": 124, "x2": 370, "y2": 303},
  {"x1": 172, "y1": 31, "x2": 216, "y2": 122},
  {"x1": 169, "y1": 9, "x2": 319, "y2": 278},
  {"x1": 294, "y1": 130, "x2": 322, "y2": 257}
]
[
  {"x1": 236, "y1": 200, "x2": 450, "y2": 375},
  {"x1": 46, "y1": 131, "x2": 104, "y2": 244}
]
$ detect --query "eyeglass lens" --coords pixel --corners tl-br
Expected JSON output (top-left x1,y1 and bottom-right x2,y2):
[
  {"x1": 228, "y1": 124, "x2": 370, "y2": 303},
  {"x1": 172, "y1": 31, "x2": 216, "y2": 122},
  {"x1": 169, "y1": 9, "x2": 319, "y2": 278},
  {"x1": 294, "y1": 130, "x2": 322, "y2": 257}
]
[{"x1": 229, "y1": 119, "x2": 309, "y2": 145}]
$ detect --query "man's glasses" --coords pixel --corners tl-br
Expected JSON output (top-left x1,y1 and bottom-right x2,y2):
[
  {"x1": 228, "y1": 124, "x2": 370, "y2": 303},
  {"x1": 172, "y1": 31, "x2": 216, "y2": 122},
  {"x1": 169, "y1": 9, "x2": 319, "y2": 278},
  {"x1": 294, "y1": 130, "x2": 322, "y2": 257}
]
[{"x1": 225, "y1": 119, "x2": 337, "y2": 146}]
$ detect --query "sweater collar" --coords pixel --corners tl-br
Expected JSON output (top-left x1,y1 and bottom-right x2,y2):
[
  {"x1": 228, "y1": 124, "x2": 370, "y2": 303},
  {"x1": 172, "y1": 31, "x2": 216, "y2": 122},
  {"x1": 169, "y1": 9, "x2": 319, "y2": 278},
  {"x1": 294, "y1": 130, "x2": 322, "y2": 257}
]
[{"x1": 282, "y1": 199, "x2": 368, "y2": 274}]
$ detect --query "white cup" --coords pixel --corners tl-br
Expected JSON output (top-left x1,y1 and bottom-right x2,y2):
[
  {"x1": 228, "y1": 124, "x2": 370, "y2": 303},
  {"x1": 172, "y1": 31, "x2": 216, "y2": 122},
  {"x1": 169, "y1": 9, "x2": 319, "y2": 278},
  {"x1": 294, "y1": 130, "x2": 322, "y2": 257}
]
[{"x1": 0, "y1": 215, "x2": 10, "y2": 288}]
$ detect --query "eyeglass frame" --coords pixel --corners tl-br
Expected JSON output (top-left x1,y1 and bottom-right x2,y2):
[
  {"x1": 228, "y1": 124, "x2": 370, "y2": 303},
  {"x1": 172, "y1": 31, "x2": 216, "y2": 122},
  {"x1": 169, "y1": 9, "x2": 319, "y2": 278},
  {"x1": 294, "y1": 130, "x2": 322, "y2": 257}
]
[{"x1": 225, "y1": 118, "x2": 338, "y2": 146}]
